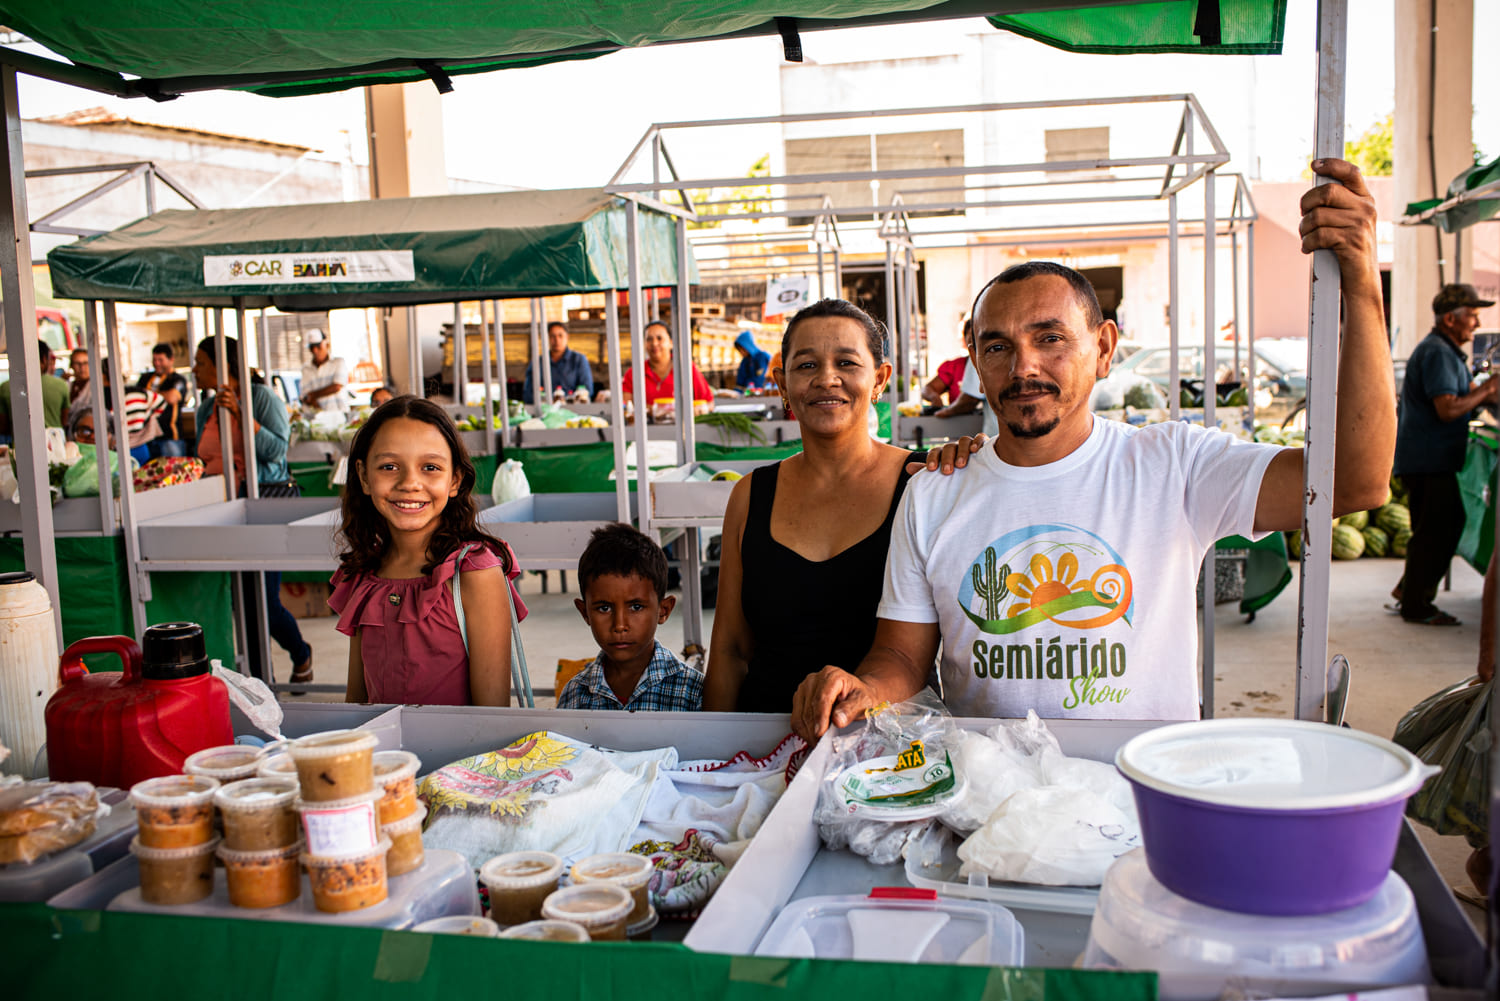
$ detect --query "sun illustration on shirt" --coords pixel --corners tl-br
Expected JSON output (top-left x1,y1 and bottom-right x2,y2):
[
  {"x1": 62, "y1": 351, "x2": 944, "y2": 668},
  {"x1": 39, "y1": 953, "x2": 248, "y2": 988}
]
[
  {"x1": 961, "y1": 525, "x2": 1134, "y2": 635},
  {"x1": 1005, "y1": 553, "x2": 1090, "y2": 616}
]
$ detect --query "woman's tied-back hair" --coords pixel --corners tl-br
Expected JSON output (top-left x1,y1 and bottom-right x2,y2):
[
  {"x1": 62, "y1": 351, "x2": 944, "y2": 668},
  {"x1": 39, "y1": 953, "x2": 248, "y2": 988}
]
[
  {"x1": 337, "y1": 395, "x2": 512, "y2": 577},
  {"x1": 779, "y1": 299, "x2": 887, "y2": 367}
]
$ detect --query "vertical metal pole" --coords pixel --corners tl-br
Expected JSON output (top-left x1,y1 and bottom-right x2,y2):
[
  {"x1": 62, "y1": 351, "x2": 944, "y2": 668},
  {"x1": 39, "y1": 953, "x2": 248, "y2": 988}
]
[
  {"x1": 626, "y1": 201, "x2": 653, "y2": 538},
  {"x1": 1201, "y1": 169, "x2": 1217, "y2": 720},
  {"x1": 833, "y1": 249, "x2": 844, "y2": 297},
  {"x1": 604, "y1": 293, "x2": 630, "y2": 523},
  {"x1": 104, "y1": 304, "x2": 148, "y2": 639},
  {"x1": 452, "y1": 301, "x2": 466, "y2": 410},
  {"x1": 493, "y1": 300, "x2": 511, "y2": 449},
  {"x1": 1296, "y1": 0, "x2": 1348, "y2": 723},
  {"x1": 1247, "y1": 223, "x2": 1257, "y2": 426},
  {"x1": 816, "y1": 244, "x2": 826, "y2": 299},
  {"x1": 406, "y1": 305, "x2": 421, "y2": 396},
  {"x1": 906, "y1": 248, "x2": 920, "y2": 381},
  {"x1": 1168, "y1": 194, "x2": 1181, "y2": 420},
  {"x1": 82, "y1": 303, "x2": 113, "y2": 531},
  {"x1": 535, "y1": 299, "x2": 552, "y2": 404},
  {"x1": 884, "y1": 242, "x2": 899, "y2": 438},
  {"x1": 1231, "y1": 229, "x2": 1242, "y2": 384},
  {"x1": 480, "y1": 300, "x2": 495, "y2": 454},
  {"x1": 0, "y1": 65, "x2": 60, "y2": 635},
  {"x1": 675, "y1": 216, "x2": 696, "y2": 465},
  {"x1": 214, "y1": 309, "x2": 237, "y2": 501},
  {"x1": 237, "y1": 303, "x2": 259, "y2": 498},
  {"x1": 255, "y1": 309, "x2": 271, "y2": 390}
]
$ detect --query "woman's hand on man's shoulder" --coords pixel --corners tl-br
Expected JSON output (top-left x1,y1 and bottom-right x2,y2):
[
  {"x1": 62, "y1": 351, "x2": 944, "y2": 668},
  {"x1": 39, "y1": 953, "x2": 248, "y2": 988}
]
[{"x1": 905, "y1": 434, "x2": 987, "y2": 477}]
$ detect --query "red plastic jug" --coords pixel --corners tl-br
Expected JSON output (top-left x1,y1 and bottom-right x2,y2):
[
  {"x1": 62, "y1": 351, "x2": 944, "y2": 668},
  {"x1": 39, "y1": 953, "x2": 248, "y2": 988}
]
[{"x1": 44, "y1": 623, "x2": 234, "y2": 788}]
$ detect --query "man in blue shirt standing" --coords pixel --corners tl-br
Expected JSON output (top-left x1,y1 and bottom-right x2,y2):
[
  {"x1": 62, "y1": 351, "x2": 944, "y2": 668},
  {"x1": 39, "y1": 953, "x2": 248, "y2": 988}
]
[
  {"x1": 523, "y1": 322, "x2": 594, "y2": 402},
  {"x1": 1392, "y1": 283, "x2": 1497, "y2": 625}
]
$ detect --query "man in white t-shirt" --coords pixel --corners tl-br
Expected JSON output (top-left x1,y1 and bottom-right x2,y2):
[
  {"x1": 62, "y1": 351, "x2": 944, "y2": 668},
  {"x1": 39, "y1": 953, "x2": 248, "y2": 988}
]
[
  {"x1": 791, "y1": 159, "x2": 1395, "y2": 738},
  {"x1": 299, "y1": 330, "x2": 349, "y2": 415}
]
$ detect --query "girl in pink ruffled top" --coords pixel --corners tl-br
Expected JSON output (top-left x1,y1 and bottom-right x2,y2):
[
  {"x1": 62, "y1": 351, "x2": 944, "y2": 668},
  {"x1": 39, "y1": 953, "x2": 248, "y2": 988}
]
[{"x1": 331, "y1": 396, "x2": 526, "y2": 706}]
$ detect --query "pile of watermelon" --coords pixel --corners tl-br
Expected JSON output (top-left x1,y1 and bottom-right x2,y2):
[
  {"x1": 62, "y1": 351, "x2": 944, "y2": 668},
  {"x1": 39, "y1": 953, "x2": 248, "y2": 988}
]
[{"x1": 1284, "y1": 479, "x2": 1412, "y2": 560}]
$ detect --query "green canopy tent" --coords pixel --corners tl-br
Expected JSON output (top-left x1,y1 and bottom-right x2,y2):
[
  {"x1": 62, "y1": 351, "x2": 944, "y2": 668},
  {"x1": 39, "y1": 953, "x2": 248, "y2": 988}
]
[{"x1": 1400, "y1": 154, "x2": 1500, "y2": 233}]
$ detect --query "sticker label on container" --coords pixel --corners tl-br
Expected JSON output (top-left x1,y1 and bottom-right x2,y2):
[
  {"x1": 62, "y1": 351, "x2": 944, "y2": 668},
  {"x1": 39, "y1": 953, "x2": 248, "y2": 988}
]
[{"x1": 300, "y1": 801, "x2": 379, "y2": 856}]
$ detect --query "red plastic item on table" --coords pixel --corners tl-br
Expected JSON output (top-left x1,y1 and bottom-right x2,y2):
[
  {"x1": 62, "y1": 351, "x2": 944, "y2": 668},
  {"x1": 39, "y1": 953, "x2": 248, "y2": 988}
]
[{"x1": 43, "y1": 630, "x2": 234, "y2": 789}]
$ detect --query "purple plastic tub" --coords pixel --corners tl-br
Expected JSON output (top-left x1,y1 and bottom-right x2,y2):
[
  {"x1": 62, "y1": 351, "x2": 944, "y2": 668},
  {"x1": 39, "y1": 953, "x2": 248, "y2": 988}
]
[{"x1": 1116, "y1": 719, "x2": 1436, "y2": 916}]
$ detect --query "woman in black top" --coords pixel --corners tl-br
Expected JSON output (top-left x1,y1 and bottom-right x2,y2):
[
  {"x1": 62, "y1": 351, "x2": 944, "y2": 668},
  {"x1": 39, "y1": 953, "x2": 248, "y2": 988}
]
[{"x1": 705, "y1": 299, "x2": 924, "y2": 713}]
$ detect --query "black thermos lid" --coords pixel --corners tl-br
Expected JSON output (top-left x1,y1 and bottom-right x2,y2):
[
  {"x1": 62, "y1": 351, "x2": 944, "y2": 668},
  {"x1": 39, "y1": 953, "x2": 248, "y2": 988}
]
[{"x1": 141, "y1": 622, "x2": 211, "y2": 680}]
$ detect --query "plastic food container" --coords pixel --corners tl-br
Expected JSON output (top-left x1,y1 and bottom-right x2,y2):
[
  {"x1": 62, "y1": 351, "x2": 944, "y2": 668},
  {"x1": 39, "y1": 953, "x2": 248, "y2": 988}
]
[
  {"x1": 480, "y1": 851, "x2": 563, "y2": 926},
  {"x1": 295, "y1": 790, "x2": 381, "y2": 857},
  {"x1": 214, "y1": 779, "x2": 299, "y2": 851},
  {"x1": 286, "y1": 730, "x2": 378, "y2": 802},
  {"x1": 302, "y1": 837, "x2": 391, "y2": 913},
  {"x1": 130, "y1": 835, "x2": 219, "y2": 905},
  {"x1": 413, "y1": 915, "x2": 500, "y2": 937},
  {"x1": 184, "y1": 745, "x2": 266, "y2": 783},
  {"x1": 501, "y1": 920, "x2": 591, "y2": 942},
  {"x1": 129, "y1": 775, "x2": 220, "y2": 849},
  {"x1": 1115, "y1": 719, "x2": 1436, "y2": 915},
  {"x1": 217, "y1": 842, "x2": 301, "y2": 909},
  {"x1": 755, "y1": 888, "x2": 1024, "y2": 965},
  {"x1": 570, "y1": 852, "x2": 654, "y2": 926},
  {"x1": 1083, "y1": 849, "x2": 1430, "y2": 1000},
  {"x1": 372, "y1": 751, "x2": 421, "y2": 826},
  {"x1": 256, "y1": 753, "x2": 298, "y2": 782},
  {"x1": 541, "y1": 884, "x2": 632, "y2": 942},
  {"x1": 382, "y1": 803, "x2": 427, "y2": 877}
]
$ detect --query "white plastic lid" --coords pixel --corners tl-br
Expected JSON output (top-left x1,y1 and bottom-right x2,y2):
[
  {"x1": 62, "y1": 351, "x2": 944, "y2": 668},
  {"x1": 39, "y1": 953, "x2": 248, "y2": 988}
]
[
  {"x1": 1116, "y1": 719, "x2": 1435, "y2": 810},
  {"x1": 541, "y1": 884, "x2": 632, "y2": 929},
  {"x1": 216, "y1": 841, "x2": 302, "y2": 864},
  {"x1": 184, "y1": 745, "x2": 266, "y2": 780},
  {"x1": 293, "y1": 789, "x2": 382, "y2": 813},
  {"x1": 570, "y1": 852, "x2": 653, "y2": 890},
  {"x1": 286, "y1": 729, "x2": 378, "y2": 761},
  {"x1": 480, "y1": 851, "x2": 564, "y2": 890},
  {"x1": 413, "y1": 916, "x2": 500, "y2": 937},
  {"x1": 372, "y1": 750, "x2": 421, "y2": 786},
  {"x1": 501, "y1": 920, "x2": 591, "y2": 942},
  {"x1": 755, "y1": 889, "x2": 1024, "y2": 966},
  {"x1": 1087, "y1": 849, "x2": 1429, "y2": 983},
  {"x1": 381, "y1": 802, "x2": 428, "y2": 835},
  {"x1": 257, "y1": 754, "x2": 298, "y2": 780},
  {"x1": 130, "y1": 834, "x2": 221, "y2": 861},
  {"x1": 301, "y1": 836, "x2": 391, "y2": 867},
  {"x1": 214, "y1": 778, "x2": 298, "y2": 812},
  {"x1": 129, "y1": 774, "x2": 220, "y2": 809}
]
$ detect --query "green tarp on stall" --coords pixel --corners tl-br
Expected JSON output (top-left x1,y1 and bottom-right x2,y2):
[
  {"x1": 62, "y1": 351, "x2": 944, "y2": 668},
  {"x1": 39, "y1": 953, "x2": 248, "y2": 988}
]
[
  {"x1": 47, "y1": 189, "x2": 693, "y2": 310},
  {"x1": 1402, "y1": 155, "x2": 1500, "y2": 234},
  {"x1": 0, "y1": 2, "x2": 1285, "y2": 99}
]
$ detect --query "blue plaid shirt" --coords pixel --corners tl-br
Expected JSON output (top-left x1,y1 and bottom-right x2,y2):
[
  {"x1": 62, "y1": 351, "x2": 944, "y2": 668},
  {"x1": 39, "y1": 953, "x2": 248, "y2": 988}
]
[{"x1": 557, "y1": 641, "x2": 703, "y2": 712}]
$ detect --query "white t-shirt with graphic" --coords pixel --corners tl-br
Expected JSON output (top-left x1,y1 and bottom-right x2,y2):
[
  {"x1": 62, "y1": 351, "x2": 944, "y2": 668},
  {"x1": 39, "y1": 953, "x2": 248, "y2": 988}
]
[{"x1": 879, "y1": 417, "x2": 1279, "y2": 721}]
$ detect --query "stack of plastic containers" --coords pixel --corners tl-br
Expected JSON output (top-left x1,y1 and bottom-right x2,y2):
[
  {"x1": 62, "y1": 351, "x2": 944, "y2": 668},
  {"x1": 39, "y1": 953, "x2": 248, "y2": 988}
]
[
  {"x1": 127, "y1": 774, "x2": 220, "y2": 905},
  {"x1": 213, "y1": 778, "x2": 301, "y2": 908},
  {"x1": 571, "y1": 853, "x2": 657, "y2": 938},
  {"x1": 372, "y1": 751, "x2": 425, "y2": 877},
  {"x1": 477, "y1": 848, "x2": 661, "y2": 942},
  {"x1": 285, "y1": 730, "x2": 390, "y2": 913}
]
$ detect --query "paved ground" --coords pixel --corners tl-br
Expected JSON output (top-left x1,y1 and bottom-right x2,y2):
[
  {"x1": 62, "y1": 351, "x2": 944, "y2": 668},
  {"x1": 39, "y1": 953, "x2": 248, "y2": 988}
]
[{"x1": 277, "y1": 555, "x2": 1490, "y2": 930}]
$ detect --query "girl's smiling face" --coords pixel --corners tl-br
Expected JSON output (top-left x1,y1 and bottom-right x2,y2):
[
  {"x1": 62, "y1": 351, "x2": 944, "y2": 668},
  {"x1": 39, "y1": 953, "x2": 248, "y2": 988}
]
[{"x1": 357, "y1": 417, "x2": 460, "y2": 541}]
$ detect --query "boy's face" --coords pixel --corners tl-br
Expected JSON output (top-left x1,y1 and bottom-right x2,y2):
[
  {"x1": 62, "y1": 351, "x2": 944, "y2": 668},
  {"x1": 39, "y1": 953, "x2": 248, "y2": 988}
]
[{"x1": 575, "y1": 573, "x2": 675, "y2": 665}]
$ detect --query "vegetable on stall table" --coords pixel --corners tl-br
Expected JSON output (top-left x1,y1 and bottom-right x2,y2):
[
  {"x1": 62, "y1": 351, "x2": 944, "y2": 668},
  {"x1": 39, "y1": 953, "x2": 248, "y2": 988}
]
[{"x1": 694, "y1": 411, "x2": 766, "y2": 445}]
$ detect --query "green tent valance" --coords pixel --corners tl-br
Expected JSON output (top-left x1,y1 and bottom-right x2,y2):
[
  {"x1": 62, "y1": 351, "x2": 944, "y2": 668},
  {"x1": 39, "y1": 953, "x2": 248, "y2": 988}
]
[
  {"x1": 46, "y1": 188, "x2": 696, "y2": 308},
  {"x1": 0, "y1": 1, "x2": 1286, "y2": 100},
  {"x1": 1402, "y1": 156, "x2": 1500, "y2": 233}
]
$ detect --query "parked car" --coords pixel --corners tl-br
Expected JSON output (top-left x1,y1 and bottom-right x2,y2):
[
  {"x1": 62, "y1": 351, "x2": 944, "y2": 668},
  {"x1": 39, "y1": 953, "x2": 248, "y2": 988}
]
[{"x1": 1092, "y1": 338, "x2": 1308, "y2": 423}]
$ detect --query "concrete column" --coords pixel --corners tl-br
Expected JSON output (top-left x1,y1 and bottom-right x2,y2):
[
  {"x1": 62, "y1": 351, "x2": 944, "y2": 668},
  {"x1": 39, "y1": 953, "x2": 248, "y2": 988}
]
[
  {"x1": 1393, "y1": 0, "x2": 1475, "y2": 357},
  {"x1": 364, "y1": 84, "x2": 447, "y2": 394}
]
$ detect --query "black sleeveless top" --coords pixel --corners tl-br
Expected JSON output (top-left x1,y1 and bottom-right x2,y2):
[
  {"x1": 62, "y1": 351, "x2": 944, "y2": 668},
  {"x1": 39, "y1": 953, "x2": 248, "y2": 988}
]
[{"x1": 736, "y1": 455, "x2": 918, "y2": 713}]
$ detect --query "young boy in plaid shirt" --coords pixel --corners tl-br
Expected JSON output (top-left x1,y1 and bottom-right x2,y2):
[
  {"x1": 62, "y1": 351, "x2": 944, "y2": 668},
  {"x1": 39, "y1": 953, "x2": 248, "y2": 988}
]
[{"x1": 558, "y1": 523, "x2": 703, "y2": 711}]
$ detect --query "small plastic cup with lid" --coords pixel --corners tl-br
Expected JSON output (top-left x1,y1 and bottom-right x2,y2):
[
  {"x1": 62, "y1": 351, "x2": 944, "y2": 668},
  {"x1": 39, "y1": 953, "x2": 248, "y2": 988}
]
[
  {"x1": 541, "y1": 884, "x2": 633, "y2": 942},
  {"x1": 215, "y1": 778, "x2": 299, "y2": 851},
  {"x1": 131, "y1": 834, "x2": 219, "y2": 905},
  {"x1": 257, "y1": 752, "x2": 298, "y2": 782},
  {"x1": 412, "y1": 916, "x2": 500, "y2": 937},
  {"x1": 571, "y1": 852, "x2": 654, "y2": 926},
  {"x1": 184, "y1": 744, "x2": 266, "y2": 783},
  {"x1": 286, "y1": 729, "x2": 379, "y2": 802},
  {"x1": 382, "y1": 802, "x2": 427, "y2": 877},
  {"x1": 130, "y1": 774, "x2": 221, "y2": 848},
  {"x1": 479, "y1": 851, "x2": 564, "y2": 926},
  {"x1": 500, "y1": 919, "x2": 591, "y2": 943},
  {"x1": 372, "y1": 750, "x2": 422, "y2": 825},
  {"x1": 301, "y1": 837, "x2": 391, "y2": 913},
  {"x1": 217, "y1": 841, "x2": 301, "y2": 909},
  {"x1": 295, "y1": 789, "x2": 381, "y2": 857}
]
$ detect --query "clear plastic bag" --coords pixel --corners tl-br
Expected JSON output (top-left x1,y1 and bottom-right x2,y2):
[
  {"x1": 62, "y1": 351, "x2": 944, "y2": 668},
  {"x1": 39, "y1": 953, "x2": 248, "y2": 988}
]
[
  {"x1": 212, "y1": 662, "x2": 284, "y2": 739},
  {"x1": 491, "y1": 459, "x2": 532, "y2": 505},
  {"x1": 1393, "y1": 677, "x2": 1491, "y2": 848},
  {"x1": 0, "y1": 779, "x2": 103, "y2": 865}
]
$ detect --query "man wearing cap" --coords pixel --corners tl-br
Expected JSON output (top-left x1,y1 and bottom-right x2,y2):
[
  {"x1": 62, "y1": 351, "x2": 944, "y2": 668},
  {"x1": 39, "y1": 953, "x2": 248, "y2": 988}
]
[
  {"x1": 1391, "y1": 283, "x2": 1498, "y2": 625},
  {"x1": 299, "y1": 329, "x2": 349, "y2": 416}
]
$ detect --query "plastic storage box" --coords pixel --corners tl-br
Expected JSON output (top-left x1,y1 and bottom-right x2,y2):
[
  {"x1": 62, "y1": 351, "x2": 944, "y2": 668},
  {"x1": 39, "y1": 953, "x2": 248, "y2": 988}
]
[
  {"x1": 755, "y1": 888, "x2": 1024, "y2": 966},
  {"x1": 0, "y1": 790, "x2": 137, "y2": 903},
  {"x1": 1082, "y1": 849, "x2": 1430, "y2": 1000}
]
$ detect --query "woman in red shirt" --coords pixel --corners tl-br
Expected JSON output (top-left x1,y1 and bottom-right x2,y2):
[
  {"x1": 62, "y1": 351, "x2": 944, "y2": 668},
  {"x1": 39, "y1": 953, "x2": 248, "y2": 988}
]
[{"x1": 621, "y1": 321, "x2": 715, "y2": 408}]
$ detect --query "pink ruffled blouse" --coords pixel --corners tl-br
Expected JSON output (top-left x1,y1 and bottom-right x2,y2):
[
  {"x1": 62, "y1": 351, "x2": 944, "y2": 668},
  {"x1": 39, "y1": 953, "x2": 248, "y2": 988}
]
[{"x1": 329, "y1": 541, "x2": 527, "y2": 706}]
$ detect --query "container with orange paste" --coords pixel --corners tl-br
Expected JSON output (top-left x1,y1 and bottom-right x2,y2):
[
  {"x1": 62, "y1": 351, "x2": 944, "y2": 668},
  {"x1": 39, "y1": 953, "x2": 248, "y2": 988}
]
[
  {"x1": 218, "y1": 842, "x2": 301, "y2": 908},
  {"x1": 302, "y1": 837, "x2": 391, "y2": 913},
  {"x1": 129, "y1": 775, "x2": 220, "y2": 848},
  {"x1": 372, "y1": 750, "x2": 421, "y2": 825},
  {"x1": 286, "y1": 730, "x2": 377, "y2": 802},
  {"x1": 215, "y1": 779, "x2": 299, "y2": 851},
  {"x1": 131, "y1": 835, "x2": 219, "y2": 905},
  {"x1": 382, "y1": 802, "x2": 426, "y2": 877}
]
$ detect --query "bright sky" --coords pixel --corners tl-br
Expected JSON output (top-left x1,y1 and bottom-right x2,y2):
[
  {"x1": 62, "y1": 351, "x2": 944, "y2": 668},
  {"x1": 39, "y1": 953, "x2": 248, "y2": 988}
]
[{"x1": 14, "y1": 0, "x2": 1499, "y2": 190}]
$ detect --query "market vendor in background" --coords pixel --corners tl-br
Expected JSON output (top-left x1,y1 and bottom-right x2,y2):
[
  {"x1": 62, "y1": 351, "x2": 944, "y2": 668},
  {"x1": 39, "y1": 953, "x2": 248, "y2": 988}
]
[
  {"x1": 621, "y1": 320, "x2": 714, "y2": 411},
  {"x1": 522, "y1": 322, "x2": 594, "y2": 403},
  {"x1": 370, "y1": 386, "x2": 395, "y2": 409},
  {"x1": 194, "y1": 336, "x2": 314, "y2": 688},
  {"x1": 136, "y1": 343, "x2": 187, "y2": 458},
  {"x1": 0, "y1": 340, "x2": 69, "y2": 440},
  {"x1": 67, "y1": 348, "x2": 90, "y2": 407},
  {"x1": 733, "y1": 330, "x2": 772, "y2": 391},
  {"x1": 921, "y1": 318, "x2": 971, "y2": 408},
  {"x1": 791, "y1": 158, "x2": 1395, "y2": 740},
  {"x1": 299, "y1": 329, "x2": 349, "y2": 417}
]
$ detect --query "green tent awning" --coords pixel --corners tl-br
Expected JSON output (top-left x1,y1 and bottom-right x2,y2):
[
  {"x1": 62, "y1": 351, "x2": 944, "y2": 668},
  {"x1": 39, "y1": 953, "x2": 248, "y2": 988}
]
[
  {"x1": 0, "y1": 1, "x2": 1287, "y2": 99},
  {"x1": 46, "y1": 188, "x2": 696, "y2": 308},
  {"x1": 1402, "y1": 155, "x2": 1500, "y2": 233}
]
